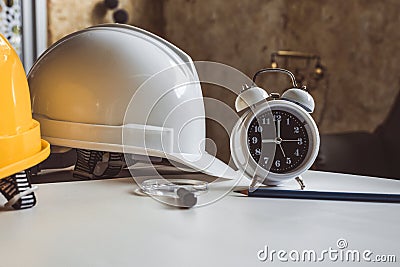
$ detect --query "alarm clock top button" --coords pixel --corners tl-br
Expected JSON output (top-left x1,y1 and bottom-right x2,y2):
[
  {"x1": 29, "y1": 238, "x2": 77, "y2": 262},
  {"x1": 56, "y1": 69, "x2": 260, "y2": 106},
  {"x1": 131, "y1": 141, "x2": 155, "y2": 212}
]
[
  {"x1": 281, "y1": 88, "x2": 315, "y2": 113},
  {"x1": 235, "y1": 85, "x2": 269, "y2": 112}
]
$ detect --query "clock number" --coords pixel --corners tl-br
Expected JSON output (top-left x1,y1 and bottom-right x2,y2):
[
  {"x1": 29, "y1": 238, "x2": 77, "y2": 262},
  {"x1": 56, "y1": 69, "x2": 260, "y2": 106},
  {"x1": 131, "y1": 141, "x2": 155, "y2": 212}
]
[
  {"x1": 286, "y1": 118, "x2": 290, "y2": 125},
  {"x1": 286, "y1": 158, "x2": 292, "y2": 165},
  {"x1": 252, "y1": 137, "x2": 258, "y2": 144},
  {"x1": 297, "y1": 138, "x2": 303, "y2": 145},
  {"x1": 262, "y1": 118, "x2": 270, "y2": 125},
  {"x1": 255, "y1": 148, "x2": 261, "y2": 155},
  {"x1": 294, "y1": 126, "x2": 299, "y2": 134},
  {"x1": 294, "y1": 149, "x2": 300, "y2": 157},
  {"x1": 255, "y1": 126, "x2": 263, "y2": 133},
  {"x1": 263, "y1": 157, "x2": 269, "y2": 164},
  {"x1": 275, "y1": 160, "x2": 281, "y2": 168},
  {"x1": 273, "y1": 114, "x2": 281, "y2": 121}
]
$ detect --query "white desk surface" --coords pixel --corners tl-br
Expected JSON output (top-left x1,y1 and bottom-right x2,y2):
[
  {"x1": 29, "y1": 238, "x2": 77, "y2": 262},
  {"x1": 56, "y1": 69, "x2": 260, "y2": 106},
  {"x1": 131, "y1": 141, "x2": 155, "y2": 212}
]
[{"x1": 0, "y1": 171, "x2": 399, "y2": 267}]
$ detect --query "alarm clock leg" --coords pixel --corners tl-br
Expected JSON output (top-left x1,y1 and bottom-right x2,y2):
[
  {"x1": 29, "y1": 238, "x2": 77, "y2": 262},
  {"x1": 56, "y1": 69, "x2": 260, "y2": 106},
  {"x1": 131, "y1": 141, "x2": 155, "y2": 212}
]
[{"x1": 295, "y1": 176, "x2": 306, "y2": 190}]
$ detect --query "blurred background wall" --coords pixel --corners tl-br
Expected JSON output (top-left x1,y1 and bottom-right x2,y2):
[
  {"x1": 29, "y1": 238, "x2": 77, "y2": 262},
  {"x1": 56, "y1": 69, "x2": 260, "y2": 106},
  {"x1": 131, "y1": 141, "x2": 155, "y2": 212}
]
[{"x1": 47, "y1": 0, "x2": 400, "y2": 164}]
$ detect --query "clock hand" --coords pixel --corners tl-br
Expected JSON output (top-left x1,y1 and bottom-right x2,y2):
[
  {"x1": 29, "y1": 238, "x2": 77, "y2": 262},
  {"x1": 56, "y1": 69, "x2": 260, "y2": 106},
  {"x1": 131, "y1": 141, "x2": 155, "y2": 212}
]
[
  {"x1": 278, "y1": 143, "x2": 286, "y2": 157},
  {"x1": 282, "y1": 139, "x2": 301, "y2": 142},
  {"x1": 277, "y1": 119, "x2": 281, "y2": 138},
  {"x1": 262, "y1": 139, "x2": 278, "y2": 143},
  {"x1": 262, "y1": 138, "x2": 286, "y2": 156}
]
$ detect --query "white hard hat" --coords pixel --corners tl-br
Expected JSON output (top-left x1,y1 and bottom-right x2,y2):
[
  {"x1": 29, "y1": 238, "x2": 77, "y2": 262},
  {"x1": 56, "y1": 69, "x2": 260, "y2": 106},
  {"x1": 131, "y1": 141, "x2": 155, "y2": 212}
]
[{"x1": 28, "y1": 24, "x2": 236, "y2": 179}]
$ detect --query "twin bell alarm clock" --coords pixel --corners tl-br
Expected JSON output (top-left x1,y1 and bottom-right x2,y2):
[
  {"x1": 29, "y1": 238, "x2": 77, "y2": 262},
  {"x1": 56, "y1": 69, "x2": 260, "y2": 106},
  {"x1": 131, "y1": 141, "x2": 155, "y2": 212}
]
[{"x1": 230, "y1": 68, "x2": 320, "y2": 189}]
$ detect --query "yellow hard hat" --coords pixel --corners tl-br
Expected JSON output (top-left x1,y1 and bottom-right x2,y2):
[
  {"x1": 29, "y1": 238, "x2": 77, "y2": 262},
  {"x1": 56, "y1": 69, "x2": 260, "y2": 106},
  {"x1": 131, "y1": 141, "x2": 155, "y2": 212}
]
[{"x1": 0, "y1": 34, "x2": 50, "y2": 209}]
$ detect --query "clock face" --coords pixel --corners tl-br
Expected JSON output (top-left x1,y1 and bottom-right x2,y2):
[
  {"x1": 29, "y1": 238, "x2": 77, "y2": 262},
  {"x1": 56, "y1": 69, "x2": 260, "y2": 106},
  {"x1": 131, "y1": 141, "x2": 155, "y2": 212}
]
[{"x1": 247, "y1": 109, "x2": 309, "y2": 174}]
